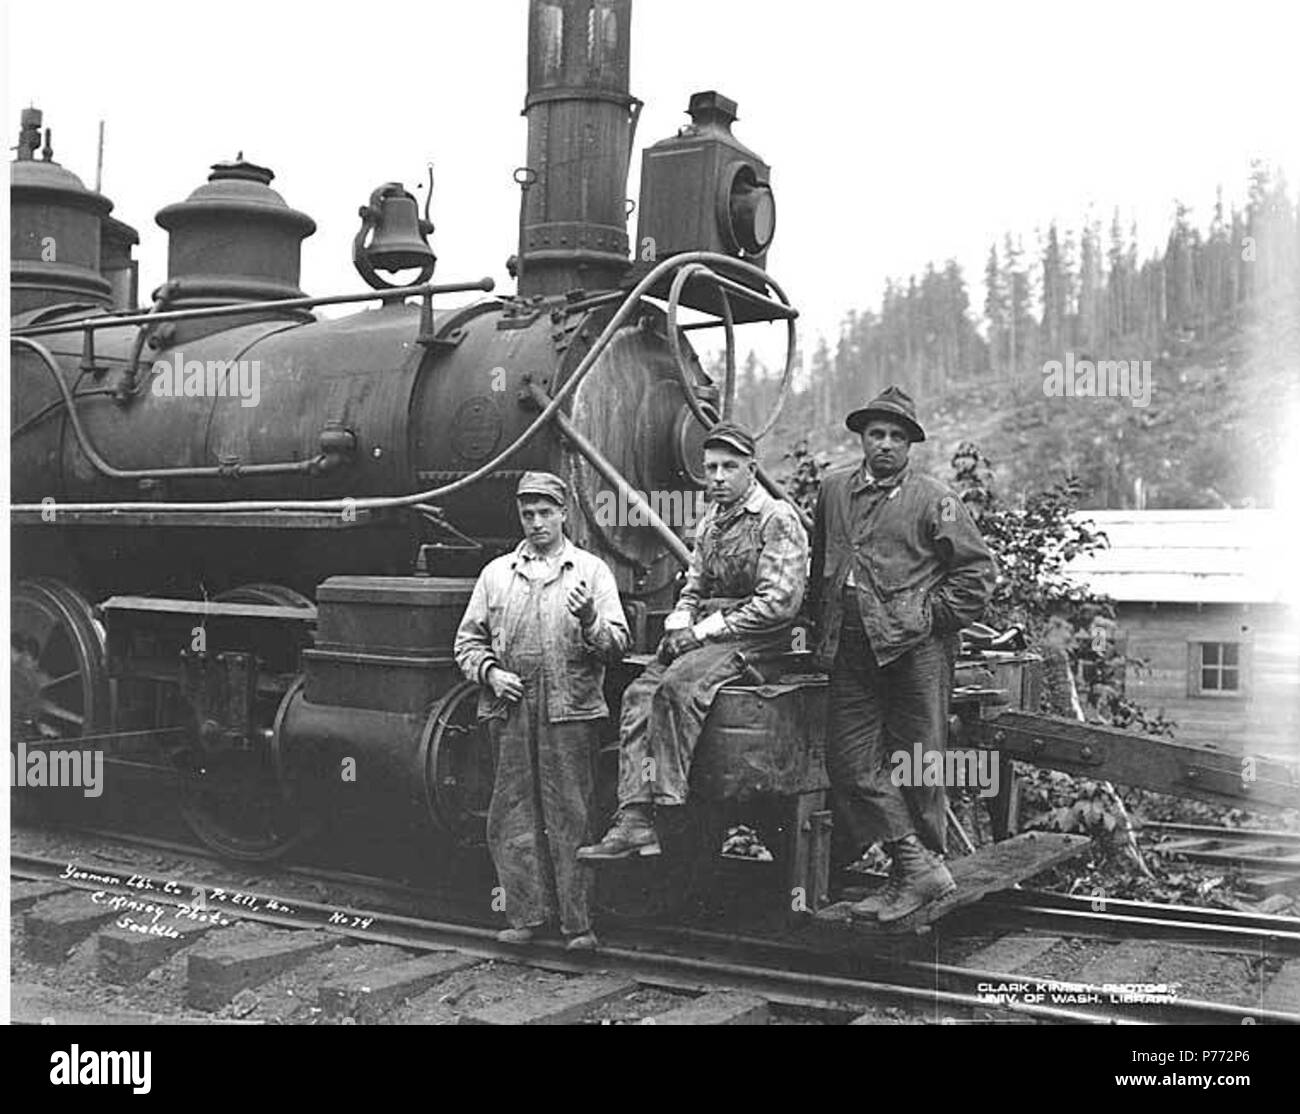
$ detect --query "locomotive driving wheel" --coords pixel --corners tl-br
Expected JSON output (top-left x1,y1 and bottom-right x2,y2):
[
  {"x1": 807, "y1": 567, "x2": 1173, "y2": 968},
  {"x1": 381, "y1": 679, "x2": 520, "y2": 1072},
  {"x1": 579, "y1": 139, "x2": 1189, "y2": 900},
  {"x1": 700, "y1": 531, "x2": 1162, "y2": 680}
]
[
  {"x1": 11, "y1": 578, "x2": 110, "y2": 743},
  {"x1": 421, "y1": 680, "x2": 497, "y2": 847},
  {"x1": 174, "y1": 583, "x2": 317, "y2": 861},
  {"x1": 11, "y1": 579, "x2": 110, "y2": 820}
]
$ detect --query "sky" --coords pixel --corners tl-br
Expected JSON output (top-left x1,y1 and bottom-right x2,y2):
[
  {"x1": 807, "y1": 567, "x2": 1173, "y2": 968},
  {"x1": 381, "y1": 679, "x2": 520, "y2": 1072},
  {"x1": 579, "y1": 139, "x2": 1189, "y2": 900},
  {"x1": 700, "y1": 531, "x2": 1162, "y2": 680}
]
[{"x1": 6, "y1": 0, "x2": 1299, "y2": 375}]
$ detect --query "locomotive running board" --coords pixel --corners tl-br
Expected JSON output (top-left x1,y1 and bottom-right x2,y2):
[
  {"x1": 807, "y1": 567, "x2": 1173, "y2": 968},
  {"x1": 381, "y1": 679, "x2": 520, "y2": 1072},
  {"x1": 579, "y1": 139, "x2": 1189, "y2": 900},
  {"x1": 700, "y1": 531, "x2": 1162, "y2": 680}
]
[{"x1": 811, "y1": 832, "x2": 1092, "y2": 936}]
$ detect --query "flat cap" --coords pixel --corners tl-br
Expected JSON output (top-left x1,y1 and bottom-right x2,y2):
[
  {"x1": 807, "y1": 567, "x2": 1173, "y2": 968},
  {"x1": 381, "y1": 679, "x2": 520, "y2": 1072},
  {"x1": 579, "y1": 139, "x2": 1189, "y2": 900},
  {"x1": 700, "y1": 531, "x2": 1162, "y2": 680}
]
[
  {"x1": 515, "y1": 471, "x2": 568, "y2": 505},
  {"x1": 702, "y1": 420, "x2": 757, "y2": 457}
]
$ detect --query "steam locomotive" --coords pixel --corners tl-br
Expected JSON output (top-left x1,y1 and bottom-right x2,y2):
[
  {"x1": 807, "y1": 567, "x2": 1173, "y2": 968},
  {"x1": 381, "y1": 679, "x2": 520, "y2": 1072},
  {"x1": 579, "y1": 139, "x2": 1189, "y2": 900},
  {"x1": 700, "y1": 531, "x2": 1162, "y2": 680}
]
[
  {"x1": 14, "y1": 1, "x2": 1292, "y2": 922},
  {"x1": 9, "y1": 0, "x2": 825, "y2": 910}
]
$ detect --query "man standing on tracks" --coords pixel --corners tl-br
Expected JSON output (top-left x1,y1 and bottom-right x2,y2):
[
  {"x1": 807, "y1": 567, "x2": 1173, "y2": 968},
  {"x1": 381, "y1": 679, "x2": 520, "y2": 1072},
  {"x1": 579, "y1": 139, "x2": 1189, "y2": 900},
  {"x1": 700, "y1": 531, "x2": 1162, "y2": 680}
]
[
  {"x1": 578, "y1": 421, "x2": 808, "y2": 861},
  {"x1": 454, "y1": 471, "x2": 629, "y2": 951},
  {"x1": 810, "y1": 386, "x2": 997, "y2": 923}
]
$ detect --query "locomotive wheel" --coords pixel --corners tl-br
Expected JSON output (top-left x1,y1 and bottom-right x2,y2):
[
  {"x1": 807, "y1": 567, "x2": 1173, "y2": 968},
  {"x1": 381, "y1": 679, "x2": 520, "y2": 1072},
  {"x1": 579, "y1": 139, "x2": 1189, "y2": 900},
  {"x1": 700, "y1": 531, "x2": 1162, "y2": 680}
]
[
  {"x1": 11, "y1": 579, "x2": 110, "y2": 821},
  {"x1": 421, "y1": 680, "x2": 497, "y2": 847},
  {"x1": 10, "y1": 577, "x2": 109, "y2": 821},
  {"x1": 594, "y1": 799, "x2": 726, "y2": 921},
  {"x1": 174, "y1": 583, "x2": 316, "y2": 861},
  {"x1": 11, "y1": 578, "x2": 109, "y2": 742}
]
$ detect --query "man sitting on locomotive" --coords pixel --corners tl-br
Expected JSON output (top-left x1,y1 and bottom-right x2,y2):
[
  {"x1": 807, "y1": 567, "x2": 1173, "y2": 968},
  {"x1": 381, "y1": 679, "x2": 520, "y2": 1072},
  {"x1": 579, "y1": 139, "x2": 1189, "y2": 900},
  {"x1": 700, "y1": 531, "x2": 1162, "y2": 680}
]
[
  {"x1": 454, "y1": 471, "x2": 630, "y2": 949},
  {"x1": 579, "y1": 421, "x2": 809, "y2": 861},
  {"x1": 810, "y1": 386, "x2": 997, "y2": 923}
]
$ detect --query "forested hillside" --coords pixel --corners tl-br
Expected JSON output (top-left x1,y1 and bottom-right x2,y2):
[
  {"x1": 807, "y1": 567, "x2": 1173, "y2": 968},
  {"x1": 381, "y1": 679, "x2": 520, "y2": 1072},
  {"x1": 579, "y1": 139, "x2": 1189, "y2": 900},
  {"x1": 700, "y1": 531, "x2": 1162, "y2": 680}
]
[{"x1": 732, "y1": 163, "x2": 1299, "y2": 507}]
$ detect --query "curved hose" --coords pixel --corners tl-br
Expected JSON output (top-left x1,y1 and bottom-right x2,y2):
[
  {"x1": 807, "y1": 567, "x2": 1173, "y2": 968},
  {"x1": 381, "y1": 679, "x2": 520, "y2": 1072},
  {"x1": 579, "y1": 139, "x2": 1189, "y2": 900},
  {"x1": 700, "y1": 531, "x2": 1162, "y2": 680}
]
[
  {"x1": 666, "y1": 264, "x2": 725, "y2": 415},
  {"x1": 11, "y1": 253, "x2": 791, "y2": 515},
  {"x1": 665, "y1": 263, "x2": 796, "y2": 441},
  {"x1": 718, "y1": 286, "x2": 736, "y2": 419},
  {"x1": 662, "y1": 265, "x2": 810, "y2": 529},
  {"x1": 11, "y1": 387, "x2": 116, "y2": 440}
]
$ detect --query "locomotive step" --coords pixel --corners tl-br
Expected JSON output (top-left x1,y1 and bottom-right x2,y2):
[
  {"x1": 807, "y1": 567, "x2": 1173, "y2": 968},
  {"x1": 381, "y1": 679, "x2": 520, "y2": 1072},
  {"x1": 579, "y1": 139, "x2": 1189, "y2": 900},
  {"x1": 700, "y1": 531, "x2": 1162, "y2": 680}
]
[{"x1": 814, "y1": 832, "x2": 1092, "y2": 935}]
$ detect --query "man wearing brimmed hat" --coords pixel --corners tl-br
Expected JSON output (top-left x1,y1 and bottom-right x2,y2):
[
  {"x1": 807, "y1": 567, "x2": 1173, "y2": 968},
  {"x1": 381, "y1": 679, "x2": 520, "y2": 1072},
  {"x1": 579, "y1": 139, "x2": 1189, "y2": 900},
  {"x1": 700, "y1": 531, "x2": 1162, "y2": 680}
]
[
  {"x1": 578, "y1": 421, "x2": 808, "y2": 861},
  {"x1": 454, "y1": 471, "x2": 629, "y2": 949},
  {"x1": 810, "y1": 386, "x2": 997, "y2": 923}
]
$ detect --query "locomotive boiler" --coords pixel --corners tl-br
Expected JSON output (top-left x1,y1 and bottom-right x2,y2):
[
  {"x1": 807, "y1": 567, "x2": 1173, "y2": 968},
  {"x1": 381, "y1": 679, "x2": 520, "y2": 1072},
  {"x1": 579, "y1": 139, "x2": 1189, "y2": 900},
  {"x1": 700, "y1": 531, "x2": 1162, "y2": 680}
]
[{"x1": 10, "y1": 0, "x2": 812, "y2": 901}]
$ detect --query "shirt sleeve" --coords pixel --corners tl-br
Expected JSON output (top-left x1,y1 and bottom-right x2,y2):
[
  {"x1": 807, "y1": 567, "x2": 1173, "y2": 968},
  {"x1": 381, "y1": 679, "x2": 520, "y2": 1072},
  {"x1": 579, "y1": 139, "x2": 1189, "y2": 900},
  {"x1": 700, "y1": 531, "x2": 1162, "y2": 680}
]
[
  {"x1": 928, "y1": 492, "x2": 999, "y2": 632},
  {"x1": 704, "y1": 504, "x2": 809, "y2": 640},
  {"x1": 666, "y1": 513, "x2": 711, "y2": 630},
  {"x1": 580, "y1": 557, "x2": 631, "y2": 663},
  {"x1": 453, "y1": 572, "x2": 498, "y2": 685}
]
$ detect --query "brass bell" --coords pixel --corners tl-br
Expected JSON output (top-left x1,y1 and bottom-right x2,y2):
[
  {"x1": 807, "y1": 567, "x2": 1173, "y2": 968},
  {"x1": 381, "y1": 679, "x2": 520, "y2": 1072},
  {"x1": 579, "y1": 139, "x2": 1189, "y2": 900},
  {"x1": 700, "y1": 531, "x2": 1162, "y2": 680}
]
[{"x1": 353, "y1": 182, "x2": 436, "y2": 285}]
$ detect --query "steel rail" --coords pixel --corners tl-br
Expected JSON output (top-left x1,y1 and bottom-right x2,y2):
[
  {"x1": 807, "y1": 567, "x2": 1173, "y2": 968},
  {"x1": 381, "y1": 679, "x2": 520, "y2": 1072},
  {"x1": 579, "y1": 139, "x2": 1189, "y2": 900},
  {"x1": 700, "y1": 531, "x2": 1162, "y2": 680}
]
[
  {"x1": 1140, "y1": 822, "x2": 1300, "y2": 845},
  {"x1": 976, "y1": 889, "x2": 1300, "y2": 954},
  {"x1": 8, "y1": 850, "x2": 1144, "y2": 1025},
  {"x1": 1004, "y1": 887, "x2": 1300, "y2": 934},
  {"x1": 17, "y1": 837, "x2": 1298, "y2": 1024},
  {"x1": 32, "y1": 821, "x2": 1300, "y2": 949},
  {"x1": 635, "y1": 922, "x2": 1298, "y2": 1025}
]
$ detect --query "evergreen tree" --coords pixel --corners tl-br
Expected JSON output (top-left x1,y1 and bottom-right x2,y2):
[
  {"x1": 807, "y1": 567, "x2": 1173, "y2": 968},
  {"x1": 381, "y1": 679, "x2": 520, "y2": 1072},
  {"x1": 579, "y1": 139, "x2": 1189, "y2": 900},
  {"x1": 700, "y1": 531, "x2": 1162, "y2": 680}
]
[
  {"x1": 1077, "y1": 219, "x2": 1103, "y2": 354},
  {"x1": 984, "y1": 242, "x2": 1006, "y2": 376},
  {"x1": 1041, "y1": 222, "x2": 1067, "y2": 358}
]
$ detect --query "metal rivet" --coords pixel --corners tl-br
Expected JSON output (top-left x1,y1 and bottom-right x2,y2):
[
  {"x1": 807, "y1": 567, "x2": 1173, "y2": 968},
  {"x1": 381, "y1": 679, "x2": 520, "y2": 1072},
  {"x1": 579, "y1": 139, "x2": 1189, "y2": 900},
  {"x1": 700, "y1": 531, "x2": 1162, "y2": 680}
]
[{"x1": 372, "y1": 447, "x2": 383, "y2": 459}]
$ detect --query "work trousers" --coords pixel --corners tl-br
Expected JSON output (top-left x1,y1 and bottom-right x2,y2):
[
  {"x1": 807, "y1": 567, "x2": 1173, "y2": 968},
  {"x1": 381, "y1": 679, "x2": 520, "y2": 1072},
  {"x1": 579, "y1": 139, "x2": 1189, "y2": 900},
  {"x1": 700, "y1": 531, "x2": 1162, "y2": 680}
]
[
  {"x1": 616, "y1": 640, "x2": 754, "y2": 808},
  {"x1": 827, "y1": 591, "x2": 956, "y2": 858},
  {"x1": 486, "y1": 677, "x2": 597, "y2": 935}
]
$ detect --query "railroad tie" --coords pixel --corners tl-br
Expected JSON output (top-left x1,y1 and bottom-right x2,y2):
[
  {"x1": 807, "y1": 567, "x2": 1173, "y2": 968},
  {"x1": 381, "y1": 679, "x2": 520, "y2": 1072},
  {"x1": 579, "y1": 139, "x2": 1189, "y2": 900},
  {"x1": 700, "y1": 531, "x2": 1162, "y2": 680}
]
[{"x1": 463, "y1": 975, "x2": 637, "y2": 1025}]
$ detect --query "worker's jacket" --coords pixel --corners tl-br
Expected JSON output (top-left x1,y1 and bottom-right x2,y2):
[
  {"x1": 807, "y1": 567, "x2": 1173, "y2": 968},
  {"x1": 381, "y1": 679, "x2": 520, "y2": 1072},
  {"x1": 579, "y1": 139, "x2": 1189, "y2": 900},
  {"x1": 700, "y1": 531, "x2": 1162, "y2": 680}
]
[
  {"x1": 809, "y1": 464, "x2": 997, "y2": 667},
  {"x1": 454, "y1": 538, "x2": 629, "y2": 722},
  {"x1": 665, "y1": 480, "x2": 808, "y2": 642}
]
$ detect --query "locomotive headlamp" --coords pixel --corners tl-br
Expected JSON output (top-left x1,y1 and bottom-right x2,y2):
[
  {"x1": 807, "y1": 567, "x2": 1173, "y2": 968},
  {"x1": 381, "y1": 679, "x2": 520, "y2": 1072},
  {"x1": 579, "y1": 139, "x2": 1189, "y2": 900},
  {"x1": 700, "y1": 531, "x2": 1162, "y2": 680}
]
[
  {"x1": 353, "y1": 182, "x2": 436, "y2": 290},
  {"x1": 721, "y1": 164, "x2": 776, "y2": 256},
  {"x1": 634, "y1": 90, "x2": 778, "y2": 318}
]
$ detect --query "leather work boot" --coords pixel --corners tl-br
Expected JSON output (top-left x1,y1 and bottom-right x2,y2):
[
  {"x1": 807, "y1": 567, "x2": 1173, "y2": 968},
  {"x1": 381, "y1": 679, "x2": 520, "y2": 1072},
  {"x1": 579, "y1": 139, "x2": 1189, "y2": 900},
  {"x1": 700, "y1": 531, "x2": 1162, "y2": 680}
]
[
  {"x1": 847, "y1": 872, "x2": 896, "y2": 919},
  {"x1": 576, "y1": 805, "x2": 661, "y2": 861},
  {"x1": 874, "y1": 836, "x2": 956, "y2": 924}
]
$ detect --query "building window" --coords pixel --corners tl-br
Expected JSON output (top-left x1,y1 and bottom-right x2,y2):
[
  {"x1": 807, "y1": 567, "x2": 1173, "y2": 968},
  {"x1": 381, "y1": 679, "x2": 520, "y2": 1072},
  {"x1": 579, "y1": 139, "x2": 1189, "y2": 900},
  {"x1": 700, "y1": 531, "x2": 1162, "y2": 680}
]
[{"x1": 1195, "y1": 641, "x2": 1241, "y2": 695}]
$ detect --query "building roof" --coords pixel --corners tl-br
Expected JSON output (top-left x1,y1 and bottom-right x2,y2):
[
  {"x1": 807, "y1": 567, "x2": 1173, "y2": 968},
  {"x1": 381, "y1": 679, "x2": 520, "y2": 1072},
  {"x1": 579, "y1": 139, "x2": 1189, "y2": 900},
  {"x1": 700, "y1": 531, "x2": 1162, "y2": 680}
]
[{"x1": 1065, "y1": 509, "x2": 1295, "y2": 605}]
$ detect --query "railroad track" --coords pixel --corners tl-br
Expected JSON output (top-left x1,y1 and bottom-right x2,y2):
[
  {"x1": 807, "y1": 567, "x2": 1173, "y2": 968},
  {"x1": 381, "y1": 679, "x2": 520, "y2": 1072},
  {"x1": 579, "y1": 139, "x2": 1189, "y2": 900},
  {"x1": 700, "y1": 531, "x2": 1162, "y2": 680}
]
[
  {"x1": 12, "y1": 824, "x2": 1300, "y2": 1025},
  {"x1": 36, "y1": 821, "x2": 1300, "y2": 956},
  {"x1": 1143, "y1": 822, "x2": 1300, "y2": 894},
  {"x1": 976, "y1": 888, "x2": 1300, "y2": 954}
]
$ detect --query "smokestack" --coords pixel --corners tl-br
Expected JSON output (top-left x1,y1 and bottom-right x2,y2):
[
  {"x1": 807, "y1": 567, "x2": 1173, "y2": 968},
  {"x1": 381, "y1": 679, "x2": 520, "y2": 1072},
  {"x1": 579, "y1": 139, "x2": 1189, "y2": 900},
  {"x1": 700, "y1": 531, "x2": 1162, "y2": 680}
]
[{"x1": 518, "y1": 0, "x2": 636, "y2": 297}]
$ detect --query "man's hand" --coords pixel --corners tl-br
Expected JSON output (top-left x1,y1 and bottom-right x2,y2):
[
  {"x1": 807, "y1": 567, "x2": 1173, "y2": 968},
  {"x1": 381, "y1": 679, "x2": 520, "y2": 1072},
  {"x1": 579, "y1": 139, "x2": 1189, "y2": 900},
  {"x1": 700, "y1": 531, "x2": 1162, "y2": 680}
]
[
  {"x1": 929, "y1": 594, "x2": 958, "y2": 635},
  {"x1": 656, "y1": 628, "x2": 701, "y2": 665},
  {"x1": 486, "y1": 665, "x2": 524, "y2": 703},
  {"x1": 566, "y1": 579, "x2": 598, "y2": 626}
]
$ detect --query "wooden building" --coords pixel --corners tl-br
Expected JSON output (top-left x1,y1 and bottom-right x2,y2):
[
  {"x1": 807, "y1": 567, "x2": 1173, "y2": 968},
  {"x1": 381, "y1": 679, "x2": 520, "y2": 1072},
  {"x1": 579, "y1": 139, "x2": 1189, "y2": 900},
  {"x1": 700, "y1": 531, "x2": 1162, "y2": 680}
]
[{"x1": 1068, "y1": 510, "x2": 1300, "y2": 762}]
